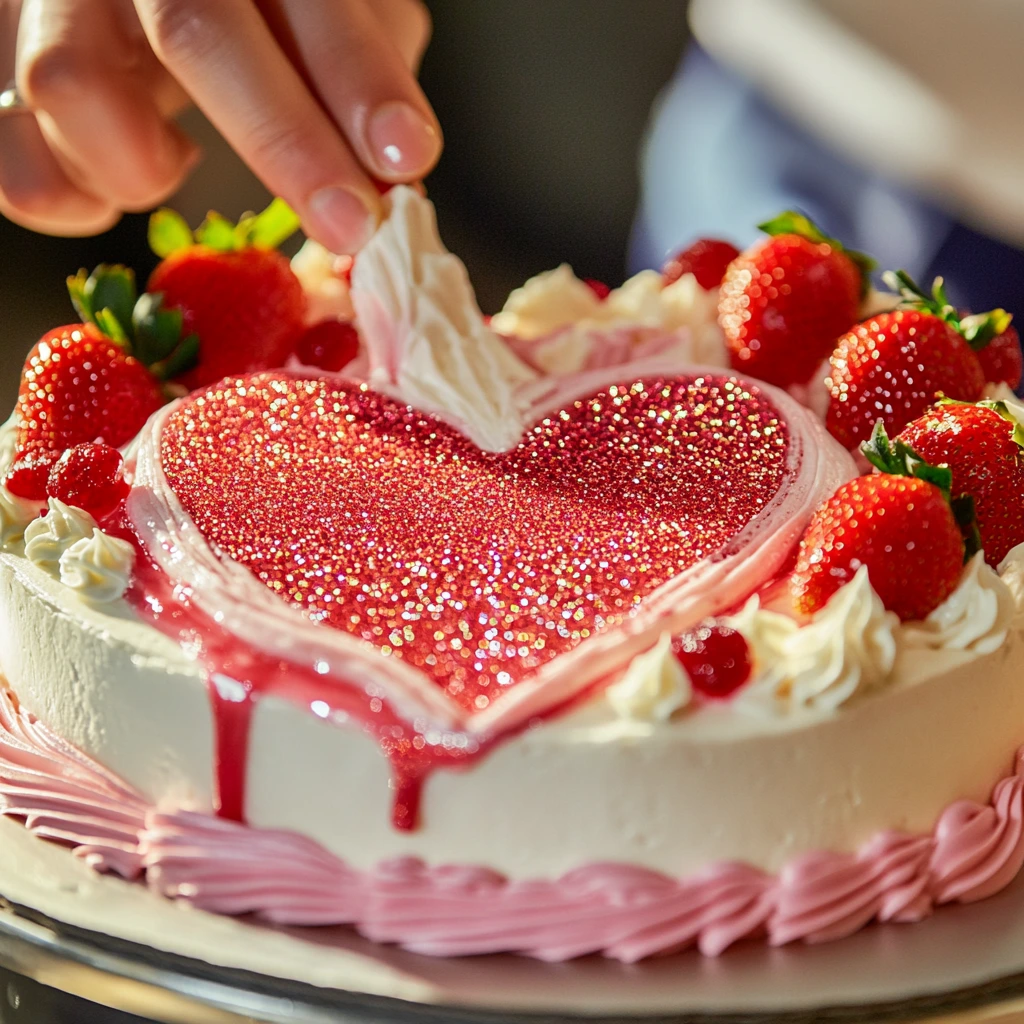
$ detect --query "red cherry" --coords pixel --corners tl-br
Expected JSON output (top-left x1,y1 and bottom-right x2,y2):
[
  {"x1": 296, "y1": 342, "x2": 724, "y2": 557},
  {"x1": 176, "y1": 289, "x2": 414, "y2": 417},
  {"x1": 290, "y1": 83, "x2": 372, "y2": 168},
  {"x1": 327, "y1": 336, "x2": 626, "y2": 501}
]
[
  {"x1": 674, "y1": 622, "x2": 751, "y2": 699},
  {"x1": 295, "y1": 320, "x2": 360, "y2": 373},
  {"x1": 46, "y1": 443, "x2": 130, "y2": 520},
  {"x1": 5, "y1": 449, "x2": 59, "y2": 500},
  {"x1": 585, "y1": 278, "x2": 612, "y2": 301},
  {"x1": 662, "y1": 238, "x2": 740, "y2": 290}
]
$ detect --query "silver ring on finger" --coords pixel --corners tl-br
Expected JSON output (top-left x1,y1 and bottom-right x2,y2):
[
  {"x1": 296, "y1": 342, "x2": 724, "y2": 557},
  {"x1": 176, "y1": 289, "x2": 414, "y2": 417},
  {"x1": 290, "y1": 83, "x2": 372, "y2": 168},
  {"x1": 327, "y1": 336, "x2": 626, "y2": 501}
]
[{"x1": 0, "y1": 81, "x2": 29, "y2": 117}]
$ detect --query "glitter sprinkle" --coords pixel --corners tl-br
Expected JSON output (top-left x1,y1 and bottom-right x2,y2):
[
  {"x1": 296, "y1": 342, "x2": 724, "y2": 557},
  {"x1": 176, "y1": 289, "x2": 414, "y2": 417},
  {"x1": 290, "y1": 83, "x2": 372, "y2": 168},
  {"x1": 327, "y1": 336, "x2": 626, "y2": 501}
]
[{"x1": 161, "y1": 373, "x2": 790, "y2": 713}]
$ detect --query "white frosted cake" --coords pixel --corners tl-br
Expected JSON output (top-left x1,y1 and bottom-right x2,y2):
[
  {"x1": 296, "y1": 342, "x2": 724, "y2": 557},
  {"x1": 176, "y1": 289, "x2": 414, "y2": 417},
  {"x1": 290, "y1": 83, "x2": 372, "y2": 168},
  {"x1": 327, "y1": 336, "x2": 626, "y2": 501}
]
[{"x1": 1, "y1": 189, "x2": 1023, "y2": 961}]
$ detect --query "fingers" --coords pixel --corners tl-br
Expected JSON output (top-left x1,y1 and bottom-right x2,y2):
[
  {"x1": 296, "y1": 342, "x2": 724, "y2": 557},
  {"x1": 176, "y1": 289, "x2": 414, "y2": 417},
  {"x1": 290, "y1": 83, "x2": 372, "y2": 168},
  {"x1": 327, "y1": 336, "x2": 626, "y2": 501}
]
[
  {"x1": 260, "y1": 0, "x2": 441, "y2": 182},
  {"x1": 0, "y1": 109, "x2": 119, "y2": 235},
  {"x1": 135, "y1": 0, "x2": 387, "y2": 253},
  {"x1": 16, "y1": 0, "x2": 200, "y2": 215},
  {"x1": 370, "y1": 0, "x2": 432, "y2": 73}
]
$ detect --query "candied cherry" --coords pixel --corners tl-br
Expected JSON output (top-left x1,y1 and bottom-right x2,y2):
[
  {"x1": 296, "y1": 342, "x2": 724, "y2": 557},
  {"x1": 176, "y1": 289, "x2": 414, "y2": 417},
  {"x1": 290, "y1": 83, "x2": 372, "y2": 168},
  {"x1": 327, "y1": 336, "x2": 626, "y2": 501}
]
[
  {"x1": 295, "y1": 320, "x2": 360, "y2": 373},
  {"x1": 662, "y1": 238, "x2": 740, "y2": 290},
  {"x1": 674, "y1": 622, "x2": 751, "y2": 698},
  {"x1": 47, "y1": 443, "x2": 130, "y2": 520}
]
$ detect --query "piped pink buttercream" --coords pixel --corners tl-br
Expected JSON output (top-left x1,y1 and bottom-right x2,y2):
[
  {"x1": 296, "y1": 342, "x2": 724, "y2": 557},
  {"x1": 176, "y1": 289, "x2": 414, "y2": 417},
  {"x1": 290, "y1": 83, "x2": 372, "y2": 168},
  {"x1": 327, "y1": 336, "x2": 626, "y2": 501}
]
[{"x1": 2, "y1": 689, "x2": 1024, "y2": 961}]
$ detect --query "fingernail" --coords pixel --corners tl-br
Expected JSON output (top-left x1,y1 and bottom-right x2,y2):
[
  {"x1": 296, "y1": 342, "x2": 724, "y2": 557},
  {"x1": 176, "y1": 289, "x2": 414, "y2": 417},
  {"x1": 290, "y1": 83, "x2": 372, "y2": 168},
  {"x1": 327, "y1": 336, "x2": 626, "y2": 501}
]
[
  {"x1": 307, "y1": 187, "x2": 376, "y2": 254},
  {"x1": 367, "y1": 102, "x2": 440, "y2": 176}
]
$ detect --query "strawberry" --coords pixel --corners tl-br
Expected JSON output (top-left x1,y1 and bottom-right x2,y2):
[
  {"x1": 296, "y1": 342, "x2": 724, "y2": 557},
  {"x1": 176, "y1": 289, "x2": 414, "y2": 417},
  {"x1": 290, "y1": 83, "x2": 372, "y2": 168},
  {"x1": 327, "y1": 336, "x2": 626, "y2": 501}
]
[
  {"x1": 825, "y1": 273, "x2": 1000, "y2": 449},
  {"x1": 5, "y1": 265, "x2": 193, "y2": 499},
  {"x1": 719, "y1": 211, "x2": 874, "y2": 387},
  {"x1": 147, "y1": 199, "x2": 307, "y2": 391},
  {"x1": 584, "y1": 278, "x2": 612, "y2": 301},
  {"x1": 976, "y1": 324, "x2": 1022, "y2": 389},
  {"x1": 792, "y1": 426, "x2": 966, "y2": 620},
  {"x1": 662, "y1": 238, "x2": 740, "y2": 290},
  {"x1": 897, "y1": 400, "x2": 1024, "y2": 566},
  {"x1": 47, "y1": 443, "x2": 131, "y2": 520}
]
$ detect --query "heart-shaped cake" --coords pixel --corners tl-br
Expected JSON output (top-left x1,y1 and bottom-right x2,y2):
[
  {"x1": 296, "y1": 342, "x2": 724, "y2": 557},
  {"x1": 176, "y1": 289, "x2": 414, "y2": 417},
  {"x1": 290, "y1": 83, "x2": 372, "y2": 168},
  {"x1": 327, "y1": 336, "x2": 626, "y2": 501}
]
[{"x1": 5, "y1": 184, "x2": 1024, "y2": 967}]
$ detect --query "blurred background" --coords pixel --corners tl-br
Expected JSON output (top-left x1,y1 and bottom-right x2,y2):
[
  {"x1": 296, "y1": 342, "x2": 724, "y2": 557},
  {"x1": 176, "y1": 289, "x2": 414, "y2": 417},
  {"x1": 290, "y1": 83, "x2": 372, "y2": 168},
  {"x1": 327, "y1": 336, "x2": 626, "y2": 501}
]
[{"x1": 4, "y1": 0, "x2": 1024, "y2": 408}]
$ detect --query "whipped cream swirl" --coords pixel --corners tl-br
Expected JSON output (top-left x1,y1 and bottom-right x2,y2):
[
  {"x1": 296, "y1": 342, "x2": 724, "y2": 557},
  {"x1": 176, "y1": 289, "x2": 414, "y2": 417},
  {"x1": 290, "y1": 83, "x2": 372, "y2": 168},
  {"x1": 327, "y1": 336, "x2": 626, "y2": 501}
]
[
  {"x1": 59, "y1": 528, "x2": 135, "y2": 603},
  {"x1": 350, "y1": 185, "x2": 537, "y2": 452},
  {"x1": 0, "y1": 486, "x2": 41, "y2": 552},
  {"x1": 492, "y1": 264, "x2": 725, "y2": 375},
  {"x1": 999, "y1": 542, "x2": 1024, "y2": 634},
  {"x1": 902, "y1": 553, "x2": 1013, "y2": 655},
  {"x1": 605, "y1": 633, "x2": 692, "y2": 721},
  {"x1": 730, "y1": 566, "x2": 899, "y2": 714},
  {"x1": 24, "y1": 499, "x2": 97, "y2": 576}
]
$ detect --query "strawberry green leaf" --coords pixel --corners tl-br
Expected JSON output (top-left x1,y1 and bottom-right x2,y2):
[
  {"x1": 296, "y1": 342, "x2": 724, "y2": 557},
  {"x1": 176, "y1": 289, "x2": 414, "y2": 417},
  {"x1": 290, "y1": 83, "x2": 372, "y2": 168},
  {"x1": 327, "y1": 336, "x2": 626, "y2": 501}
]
[
  {"x1": 194, "y1": 211, "x2": 239, "y2": 252},
  {"x1": 132, "y1": 292, "x2": 186, "y2": 366},
  {"x1": 93, "y1": 308, "x2": 129, "y2": 347},
  {"x1": 758, "y1": 210, "x2": 829, "y2": 244},
  {"x1": 66, "y1": 269, "x2": 93, "y2": 323},
  {"x1": 239, "y1": 198, "x2": 301, "y2": 250},
  {"x1": 861, "y1": 419, "x2": 899, "y2": 474},
  {"x1": 951, "y1": 494, "x2": 982, "y2": 561},
  {"x1": 959, "y1": 309, "x2": 1013, "y2": 350},
  {"x1": 87, "y1": 265, "x2": 137, "y2": 338},
  {"x1": 148, "y1": 208, "x2": 194, "y2": 258},
  {"x1": 976, "y1": 399, "x2": 1024, "y2": 451},
  {"x1": 861, "y1": 419, "x2": 952, "y2": 500},
  {"x1": 884, "y1": 269, "x2": 1011, "y2": 347},
  {"x1": 149, "y1": 332, "x2": 200, "y2": 381}
]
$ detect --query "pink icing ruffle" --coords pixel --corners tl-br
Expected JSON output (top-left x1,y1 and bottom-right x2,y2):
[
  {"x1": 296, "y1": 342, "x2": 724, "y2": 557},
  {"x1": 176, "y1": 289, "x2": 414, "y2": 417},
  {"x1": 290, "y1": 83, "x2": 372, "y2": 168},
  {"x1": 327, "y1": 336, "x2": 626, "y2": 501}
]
[{"x1": 2, "y1": 688, "x2": 1024, "y2": 962}]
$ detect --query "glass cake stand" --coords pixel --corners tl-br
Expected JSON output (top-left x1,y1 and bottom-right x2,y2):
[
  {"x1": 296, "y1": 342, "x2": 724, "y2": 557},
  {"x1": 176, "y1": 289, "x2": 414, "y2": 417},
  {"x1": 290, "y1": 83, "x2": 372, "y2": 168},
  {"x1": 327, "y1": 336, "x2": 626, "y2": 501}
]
[{"x1": 3, "y1": 818, "x2": 1024, "y2": 1024}]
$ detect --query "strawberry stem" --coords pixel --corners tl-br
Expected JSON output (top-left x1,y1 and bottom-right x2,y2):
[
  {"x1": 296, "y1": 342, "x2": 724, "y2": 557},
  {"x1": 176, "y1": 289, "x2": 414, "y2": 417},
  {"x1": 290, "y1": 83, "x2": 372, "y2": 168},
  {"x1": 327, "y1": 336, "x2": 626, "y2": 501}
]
[
  {"x1": 149, "y1": 198, "x2": 300, "y2": 257},
  {"x1": 64, "y1": 265, "x2": 199, "y2": 381},
  {"x1": 882, "y1": 269, "x2": 1012, "y2": 351},
  {"x1": 861, "y1": 419, "x2": 953, "y2": 500},
  {"x1": 862, "y1": 419, "x2": 980, "y2": 561}
]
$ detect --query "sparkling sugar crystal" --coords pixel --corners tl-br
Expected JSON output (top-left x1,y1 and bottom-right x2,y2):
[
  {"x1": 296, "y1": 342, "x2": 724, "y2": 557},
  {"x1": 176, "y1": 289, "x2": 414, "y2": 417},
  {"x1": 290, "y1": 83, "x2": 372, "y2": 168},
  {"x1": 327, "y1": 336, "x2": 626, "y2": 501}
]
[{"x1": 160, "y1": 374, "x2": 789, "y2": 713}]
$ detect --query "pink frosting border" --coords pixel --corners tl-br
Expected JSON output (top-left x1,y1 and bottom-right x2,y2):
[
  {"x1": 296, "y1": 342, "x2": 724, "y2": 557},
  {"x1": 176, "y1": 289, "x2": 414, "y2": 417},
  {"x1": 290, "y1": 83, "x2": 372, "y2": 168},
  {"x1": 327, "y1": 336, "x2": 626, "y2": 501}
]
[{"x1": 1, "y1": 689, "x2": 1023, "y2": 962}]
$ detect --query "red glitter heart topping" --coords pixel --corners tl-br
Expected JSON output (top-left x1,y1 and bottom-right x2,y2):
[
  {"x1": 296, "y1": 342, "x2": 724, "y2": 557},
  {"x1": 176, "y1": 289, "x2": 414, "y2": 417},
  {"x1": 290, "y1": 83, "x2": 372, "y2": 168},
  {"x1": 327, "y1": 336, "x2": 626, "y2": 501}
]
[{"x1": 160, "y1": 373, "x2": 790, "y2": 714}]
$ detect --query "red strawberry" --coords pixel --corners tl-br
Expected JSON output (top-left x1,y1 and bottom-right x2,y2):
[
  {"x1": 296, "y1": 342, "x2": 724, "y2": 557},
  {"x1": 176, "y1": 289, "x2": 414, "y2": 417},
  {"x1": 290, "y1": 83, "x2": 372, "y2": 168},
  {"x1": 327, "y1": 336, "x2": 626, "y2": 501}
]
[
  {"x1": 792, "y1": 432, "x2": 965, "y2": 621},
  {"x1": 147, "y1": 200, "x2": 307, "y2": 391},
  {"x1": 5, "y1": 265, "x2": 195, "y2": 500},
  {"x1": 897, "y1": 401, "x2": 1024, "y2": 566},
  {"x1": 47, "y1": 443, "x2": 131, "y2": 520},
  {"x1": 826, "y1": 273, "x2": 994, "y2": 450},
  {"x1": 584, "y1": 278, "x2": 612, "y2": 301},
  {"x1": 976, "y1": 325, "x2": 1022, "y2": 389},
  {"x1": 662, "y1": 238, "x2": 740, "y2": 290},
  {"x1": 719, "y1": 212, "x2": 873, "y2": 388}
]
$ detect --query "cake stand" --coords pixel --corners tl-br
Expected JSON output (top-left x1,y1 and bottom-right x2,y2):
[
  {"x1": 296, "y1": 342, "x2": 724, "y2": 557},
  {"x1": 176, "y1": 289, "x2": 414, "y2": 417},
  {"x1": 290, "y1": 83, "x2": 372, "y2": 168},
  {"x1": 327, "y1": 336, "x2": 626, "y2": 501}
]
[{"x1": 2, "y1": 818, "x2": 1024, "y2": 1024}]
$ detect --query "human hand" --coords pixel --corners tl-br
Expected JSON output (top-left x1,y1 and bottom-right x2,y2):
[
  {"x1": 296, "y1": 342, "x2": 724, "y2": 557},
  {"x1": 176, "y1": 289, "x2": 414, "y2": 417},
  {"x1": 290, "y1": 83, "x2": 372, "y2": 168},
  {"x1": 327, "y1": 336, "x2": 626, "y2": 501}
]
[{"x1": 0, "y1": 0, "x2": 440, "y2": 251}]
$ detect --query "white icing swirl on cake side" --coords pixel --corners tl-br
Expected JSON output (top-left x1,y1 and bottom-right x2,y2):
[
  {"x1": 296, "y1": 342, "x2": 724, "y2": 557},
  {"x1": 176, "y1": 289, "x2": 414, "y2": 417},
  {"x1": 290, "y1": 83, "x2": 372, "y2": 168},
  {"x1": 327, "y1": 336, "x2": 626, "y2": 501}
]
[
  {"x1": 729, "y1": 566, "x2": 899, "y2": 714},
  {"x1": 24, "y1": 499, "x2": 97, "y2": 576},
  {"x1": 605, "y1": 633, "x2": 692, "y2": 721},
  {"x1": 902, "y1": 553, "x2": 1012, "y2": 655},
  {"x1": 59, "y1": 528, "x2": 135, "y2": 603}
]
